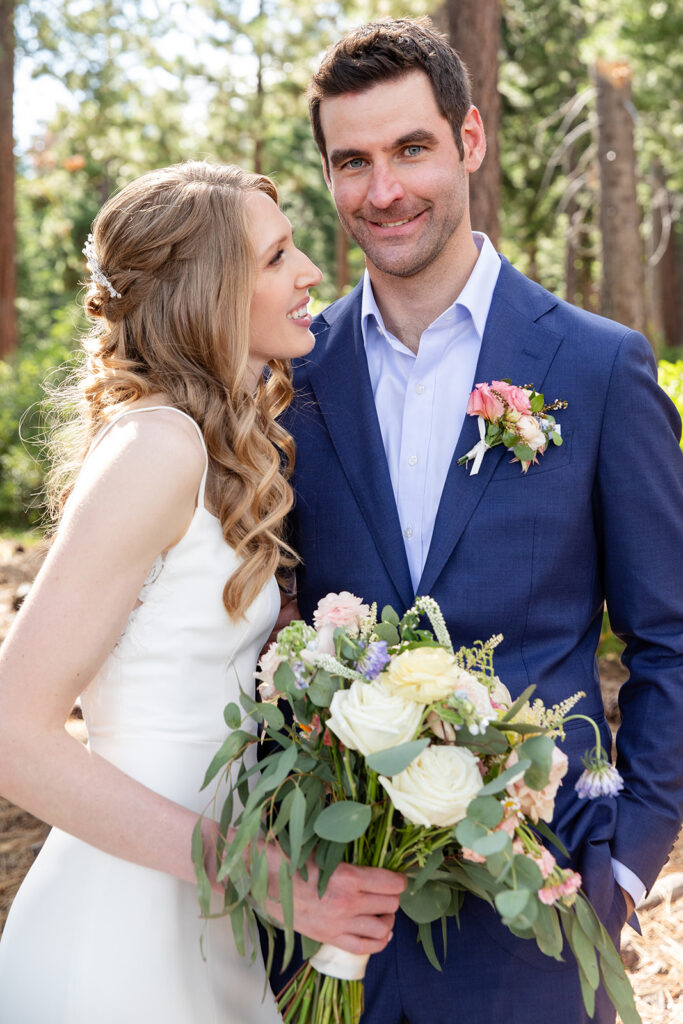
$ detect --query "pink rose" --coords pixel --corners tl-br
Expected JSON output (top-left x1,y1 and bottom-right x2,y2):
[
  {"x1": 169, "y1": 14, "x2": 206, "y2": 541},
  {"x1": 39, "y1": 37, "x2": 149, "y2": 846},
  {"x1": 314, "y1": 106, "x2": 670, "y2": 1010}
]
[
  {"x1": 313, "y1": 591, "x2": 370, "y2": 630},
  {"x1": 505, "y1": 746, "x2": 569, "y2": 823},
  {"x1": 467, "y1": 383, "x2": 505, "y2": 422},
  {"x1": 492, "y1": 381, "x2": 532, "y2": 416}
]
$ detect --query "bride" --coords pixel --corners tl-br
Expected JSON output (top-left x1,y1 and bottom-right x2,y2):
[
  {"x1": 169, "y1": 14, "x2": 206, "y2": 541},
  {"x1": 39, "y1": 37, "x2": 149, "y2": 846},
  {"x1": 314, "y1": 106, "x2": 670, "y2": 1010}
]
[{"x1": 0, "y1": 161, "x2": 405, "y2": 1023}]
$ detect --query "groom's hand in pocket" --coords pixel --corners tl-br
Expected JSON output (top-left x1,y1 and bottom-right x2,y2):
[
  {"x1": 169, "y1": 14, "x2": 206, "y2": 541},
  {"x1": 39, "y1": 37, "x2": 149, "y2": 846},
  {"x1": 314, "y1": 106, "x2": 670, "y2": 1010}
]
[{"x1": 264, "y1": 854, "x2": 406, "y2": 955}]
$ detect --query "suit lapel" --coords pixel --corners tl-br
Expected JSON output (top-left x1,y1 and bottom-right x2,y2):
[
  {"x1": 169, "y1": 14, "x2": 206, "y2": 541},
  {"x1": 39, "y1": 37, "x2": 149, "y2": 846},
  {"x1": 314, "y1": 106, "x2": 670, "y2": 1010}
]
[
  {"x1": 306, "y1": 288, "x2": 414, "y2": 610},
  {"x1": 418, "y1": 262, "x2": 565, "y2": 596}
]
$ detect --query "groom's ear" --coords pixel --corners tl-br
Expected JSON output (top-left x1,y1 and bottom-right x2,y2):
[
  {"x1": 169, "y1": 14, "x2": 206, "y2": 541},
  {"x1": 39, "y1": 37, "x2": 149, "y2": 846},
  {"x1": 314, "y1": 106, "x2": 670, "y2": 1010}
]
[
  {"x1": 461, "y1": 106, "x2": 487, "y2": 174},
  {"x1": 321, "y1": 153, "x2": 333, "y2": 192}
]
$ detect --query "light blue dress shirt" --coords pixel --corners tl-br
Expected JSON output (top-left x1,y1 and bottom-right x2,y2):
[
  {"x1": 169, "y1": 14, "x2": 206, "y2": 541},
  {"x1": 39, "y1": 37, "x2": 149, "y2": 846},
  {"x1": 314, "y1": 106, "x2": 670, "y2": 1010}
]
[{"x1": 360, "y1": 231, "x2": 644, "y2": 912}]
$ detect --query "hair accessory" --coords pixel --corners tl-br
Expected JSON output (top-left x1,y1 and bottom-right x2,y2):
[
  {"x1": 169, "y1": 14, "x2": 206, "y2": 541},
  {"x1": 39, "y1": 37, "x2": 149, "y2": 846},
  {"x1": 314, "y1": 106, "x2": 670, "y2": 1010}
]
[{"x1": 83, "y1": 233, "x2": 121, "y2": 299}]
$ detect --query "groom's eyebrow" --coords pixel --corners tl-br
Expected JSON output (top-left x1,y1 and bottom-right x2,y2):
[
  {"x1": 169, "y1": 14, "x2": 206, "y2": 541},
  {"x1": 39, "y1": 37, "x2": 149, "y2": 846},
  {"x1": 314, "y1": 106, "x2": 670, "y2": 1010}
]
[{"x1": 328, "y1": 129, "x2": 440, "y2": 169}]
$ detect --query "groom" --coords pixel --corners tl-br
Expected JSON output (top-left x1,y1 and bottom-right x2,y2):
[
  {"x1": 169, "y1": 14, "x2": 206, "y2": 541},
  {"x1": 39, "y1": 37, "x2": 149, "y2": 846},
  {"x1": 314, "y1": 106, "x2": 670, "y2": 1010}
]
[{"x1": 277, "y1": 17, "x2": 683, "y2": 1024}]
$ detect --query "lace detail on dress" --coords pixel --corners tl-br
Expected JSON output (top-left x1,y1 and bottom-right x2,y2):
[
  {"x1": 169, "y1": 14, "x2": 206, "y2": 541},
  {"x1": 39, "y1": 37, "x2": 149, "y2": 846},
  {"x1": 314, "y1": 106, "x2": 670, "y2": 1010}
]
[
  {"x1": 113, "y1": 554, "x2": 169, "y2": 653},
  {"x1": 138, "y1": 553, "x2": 166, "y2": 604}
]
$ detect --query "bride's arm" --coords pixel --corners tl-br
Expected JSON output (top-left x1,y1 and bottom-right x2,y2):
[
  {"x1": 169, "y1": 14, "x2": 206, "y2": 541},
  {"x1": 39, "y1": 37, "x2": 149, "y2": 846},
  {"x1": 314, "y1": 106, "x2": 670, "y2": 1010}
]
[{"x1": 0, "y1": 413, "x2": 403, "y2": 953}]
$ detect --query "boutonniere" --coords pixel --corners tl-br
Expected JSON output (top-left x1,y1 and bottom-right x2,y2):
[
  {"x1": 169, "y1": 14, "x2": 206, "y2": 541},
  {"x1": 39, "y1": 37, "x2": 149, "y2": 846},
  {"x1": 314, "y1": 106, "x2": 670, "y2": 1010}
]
[{"x1": 457, "y1": 380, "x2": 567, "y2": 475}]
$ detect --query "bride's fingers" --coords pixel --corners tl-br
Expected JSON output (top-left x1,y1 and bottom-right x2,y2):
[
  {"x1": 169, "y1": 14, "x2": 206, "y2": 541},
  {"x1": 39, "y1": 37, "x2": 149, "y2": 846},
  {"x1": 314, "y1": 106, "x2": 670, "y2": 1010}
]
[{"x1": 322, "y1": 929, "x2": 395, "y2": 956}]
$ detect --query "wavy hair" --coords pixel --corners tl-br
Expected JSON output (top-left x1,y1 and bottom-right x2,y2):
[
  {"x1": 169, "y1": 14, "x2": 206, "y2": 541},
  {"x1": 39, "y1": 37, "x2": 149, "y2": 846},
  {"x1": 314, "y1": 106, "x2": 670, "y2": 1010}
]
[{"x1": 48, "y1": 161, "x2": 297, "y2": 619}]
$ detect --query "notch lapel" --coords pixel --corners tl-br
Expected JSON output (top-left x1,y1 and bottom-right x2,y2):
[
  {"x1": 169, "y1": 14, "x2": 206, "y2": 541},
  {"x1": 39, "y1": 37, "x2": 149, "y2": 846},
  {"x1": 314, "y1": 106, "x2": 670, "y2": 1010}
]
[
  {"x1": 306, "y1": 291, "x2": 414, "y2": 610},
  {"x1": 418, "y1": 264, "x2": 564, "y2": 596}
]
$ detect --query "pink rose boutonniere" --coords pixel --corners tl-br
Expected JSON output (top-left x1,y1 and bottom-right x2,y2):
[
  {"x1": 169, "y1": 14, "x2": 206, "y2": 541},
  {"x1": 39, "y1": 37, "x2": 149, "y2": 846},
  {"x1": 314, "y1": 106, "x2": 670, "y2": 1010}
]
[{"x1": 457, "y1": 380, "x2": 567, "y2": 474}]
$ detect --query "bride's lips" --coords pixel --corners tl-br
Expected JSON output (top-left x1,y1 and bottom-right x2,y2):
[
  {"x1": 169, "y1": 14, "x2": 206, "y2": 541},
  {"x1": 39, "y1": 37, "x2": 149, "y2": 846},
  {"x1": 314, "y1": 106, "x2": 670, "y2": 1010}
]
[{"x1": 286, "y1": 298, "x2": 313, "y2": 328}]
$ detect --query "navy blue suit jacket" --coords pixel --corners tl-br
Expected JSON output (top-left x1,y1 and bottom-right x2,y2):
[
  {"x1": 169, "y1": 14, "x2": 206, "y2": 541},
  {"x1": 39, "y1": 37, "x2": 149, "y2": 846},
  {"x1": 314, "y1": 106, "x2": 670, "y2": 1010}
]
[{"x1": 279, "y1": 260, "x2": 683, "y2": 1021}]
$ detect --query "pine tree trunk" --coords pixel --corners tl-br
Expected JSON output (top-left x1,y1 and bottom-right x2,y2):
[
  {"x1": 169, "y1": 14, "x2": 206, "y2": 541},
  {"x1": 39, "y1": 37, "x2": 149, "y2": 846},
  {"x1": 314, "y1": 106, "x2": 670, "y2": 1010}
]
[
  {"x1": 446, "y1": 0, "x2": 501, "y2": 246},
  {"x1": 646, "y1": 160, "x2": 680, "y2": 354},
  {"x1": 595, "y1": 60, "x2": 645, "y2": 332},
  {"x1": 0, "y1": 0, "x2": 17, "y2": 359}
]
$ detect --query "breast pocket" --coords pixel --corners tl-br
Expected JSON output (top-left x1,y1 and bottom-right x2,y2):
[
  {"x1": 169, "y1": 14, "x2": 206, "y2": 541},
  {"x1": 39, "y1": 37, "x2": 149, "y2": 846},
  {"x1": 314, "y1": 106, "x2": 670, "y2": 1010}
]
[{"x1": 489, "y1": 431, "x2": 573, "y2": 483}]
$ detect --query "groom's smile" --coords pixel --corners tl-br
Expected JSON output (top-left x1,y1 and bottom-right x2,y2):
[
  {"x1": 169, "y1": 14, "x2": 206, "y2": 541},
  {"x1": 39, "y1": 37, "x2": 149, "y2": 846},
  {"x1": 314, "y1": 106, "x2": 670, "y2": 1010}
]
[{"x1": 319, "y1": 70, "x2": 485, "y2": 281}]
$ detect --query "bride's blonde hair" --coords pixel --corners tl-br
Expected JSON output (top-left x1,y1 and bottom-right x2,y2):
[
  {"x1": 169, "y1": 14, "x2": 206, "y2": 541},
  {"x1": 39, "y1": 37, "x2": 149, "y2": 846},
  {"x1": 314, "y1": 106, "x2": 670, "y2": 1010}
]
[{"x1": 48, "y1": 161, "x2": 297, "y2": 619}]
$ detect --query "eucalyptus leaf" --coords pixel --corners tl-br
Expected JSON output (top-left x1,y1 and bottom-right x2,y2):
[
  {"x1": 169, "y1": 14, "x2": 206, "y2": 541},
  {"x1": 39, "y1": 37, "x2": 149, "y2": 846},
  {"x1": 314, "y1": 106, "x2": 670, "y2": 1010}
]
[
  {"x1": 259, "y1": 703, "x2": 285, "y2": 731},
  {"x1": 400, "y1": 880, "x2": 451, "y2": 924},
  {"x1": 456, "y1": 724, "x2": 508, "y2": 755},
  {"x1": 454, "y1": 818, "x2": 487, "y2": 849},
  {"x1": 519, "y1": 734, "x2": 555, "y2": 791},
  {"x1": 201, "y1": 729, "x2": 252, "y2": 789},
  {"x1": 599, "y1": 961, "x2": 641, "y2": 1024},
  {"x1": 533, "y1": 902, "x2": 564, "y2": 960},
  {"x1": 500, "y1": 685, "x2": 537, "y2": 722},
  {"x1": 278, "y1": 857, "x2": 295, "y2": 969},
  {"x1": 301, "y1": 935, "x2": 321, "y2": 960},
  {"x1": 314, "y1": 801, "x2": 372, "y2": 842},
  {"x1": 366, "y1": 738, "x2": 429, "y2": 777},
  {"x1": 411, "y1": 849, "x2": 445, "y2": 892},
  {"x1": 513, "y1": 443, "x2": 535, "y2": 462},
  {"x1": 494, "y1": 888, "x2": 532, "y2": 919},
  {"x1": 417, "y1": 921, "x2": 443, "y2": 971},
  {"x1": 511, "y1": 853, "x2": 544, "y2": 891},
  {"x1": 192, "y1": 818, "x2": 212, "y2": 918},
  {"x1": 566, "y1": 915, "x2": 599, "y2": 990},
  {"x1": 223, "y1": 702, "x2": 242, "y2": 729},
  {"x1": 381, "y1": 605, "x2": 400, "y2": 626},
  {"x1": 249, "y1": 848, "x2": 269, "y2": 907},
  {"x1": 478, "y1": 759, "x2": 531, "y2": 796},
  {"x1": 473, "y1": 831, "x2": 511, "y2": 857},
  {"x1": 273, "y1": 662, "x2": 297, "y2": 694},
  {"x1": 316, "y1": 840, "x2": 346, "y2": 898},
  {"x1": 466, "y1": 795, "x2": 504, "y2": 828},
  {"x1": 533, "y1": 819, "x2": 570, "y2": 858},
  {"x1": 230, "y1": 904, "x2": 246, "y2": 957},
  {"x1": 307, "y1": 670, "x2": 340, "y2": 708},
  {"x1": 374, "y1": 621, "x2": 400, "y2": 646},
  {"x1": 577, "y1": 963, "x2": 596, "y2": 1019},
  {"x1": 287, "y1": 786, "x2": 307, "y2": 876}
]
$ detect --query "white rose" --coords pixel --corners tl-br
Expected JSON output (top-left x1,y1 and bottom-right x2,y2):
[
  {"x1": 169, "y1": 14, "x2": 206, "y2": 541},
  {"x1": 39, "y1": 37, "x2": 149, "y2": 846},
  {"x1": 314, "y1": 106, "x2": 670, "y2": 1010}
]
[
  {"x1": 327, "y1": 678, "x2": 424, "y2": 756},
  {"x1": 379, "y1": 745, "x2": 483, "y2": 827},
  {"x1": 516, "y1": 415, "x2": 546, "y2": 451},
  {"x1": 384, "y1": 647, "x2": 472, "y2": 703}
]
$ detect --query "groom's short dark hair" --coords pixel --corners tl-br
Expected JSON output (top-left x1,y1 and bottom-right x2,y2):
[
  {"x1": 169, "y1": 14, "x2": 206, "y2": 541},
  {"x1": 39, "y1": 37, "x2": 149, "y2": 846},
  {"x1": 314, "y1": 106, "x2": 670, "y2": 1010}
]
[{"x1": 308, "y1": 17, "x2": 472, "y2": 170}]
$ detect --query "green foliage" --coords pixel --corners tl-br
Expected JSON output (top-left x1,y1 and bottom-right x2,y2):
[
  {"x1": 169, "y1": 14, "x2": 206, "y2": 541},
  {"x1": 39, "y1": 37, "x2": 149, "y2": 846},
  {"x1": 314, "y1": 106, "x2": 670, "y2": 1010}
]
[{"x1": 659, "y1": 360, "x2": 683, "y2": 446}]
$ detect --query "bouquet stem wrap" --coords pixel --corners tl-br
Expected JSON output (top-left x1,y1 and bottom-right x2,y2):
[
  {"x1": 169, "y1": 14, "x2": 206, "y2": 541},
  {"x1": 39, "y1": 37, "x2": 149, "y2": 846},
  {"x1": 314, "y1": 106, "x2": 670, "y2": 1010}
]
[{"x1": 309, "y1": 944, "x2": 370, "y2": 981}]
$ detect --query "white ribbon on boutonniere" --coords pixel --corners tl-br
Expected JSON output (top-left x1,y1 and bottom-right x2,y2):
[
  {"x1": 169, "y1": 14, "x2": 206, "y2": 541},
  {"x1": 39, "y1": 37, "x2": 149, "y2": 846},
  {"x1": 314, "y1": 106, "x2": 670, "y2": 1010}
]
[{"x1": 461, "y1": 416, "x2": 491, "y2": 476}]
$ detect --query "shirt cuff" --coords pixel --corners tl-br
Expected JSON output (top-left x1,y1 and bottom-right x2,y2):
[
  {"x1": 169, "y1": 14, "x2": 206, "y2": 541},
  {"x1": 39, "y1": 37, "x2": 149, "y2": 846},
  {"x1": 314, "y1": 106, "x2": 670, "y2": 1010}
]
[{"x1": 612, "y1": 857, "x2": 646, "y2": 907}]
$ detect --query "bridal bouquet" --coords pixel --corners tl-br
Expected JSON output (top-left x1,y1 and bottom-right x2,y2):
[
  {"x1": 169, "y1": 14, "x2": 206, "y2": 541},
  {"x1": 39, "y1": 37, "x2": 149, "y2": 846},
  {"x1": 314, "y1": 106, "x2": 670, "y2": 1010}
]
[{"x1": 194, "y1": 594, "x2": 640, "y2": 1024}]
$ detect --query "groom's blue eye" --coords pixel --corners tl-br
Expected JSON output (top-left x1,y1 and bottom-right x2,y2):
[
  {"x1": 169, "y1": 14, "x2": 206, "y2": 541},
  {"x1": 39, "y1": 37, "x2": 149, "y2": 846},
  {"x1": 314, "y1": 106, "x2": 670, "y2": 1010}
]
[
  {"x1": 404, "y1": 145, "x2": 423, "y2": 157},
  {"x1": 345, "y1": 158, "x2": 366, "y2": 170}
]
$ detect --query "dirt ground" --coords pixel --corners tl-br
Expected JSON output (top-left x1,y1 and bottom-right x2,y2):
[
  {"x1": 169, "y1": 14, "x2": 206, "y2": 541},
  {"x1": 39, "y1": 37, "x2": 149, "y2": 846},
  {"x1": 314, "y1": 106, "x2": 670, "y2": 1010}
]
[{"x1": 0, "y1": 538, "x2": 681, "y2": 1022}]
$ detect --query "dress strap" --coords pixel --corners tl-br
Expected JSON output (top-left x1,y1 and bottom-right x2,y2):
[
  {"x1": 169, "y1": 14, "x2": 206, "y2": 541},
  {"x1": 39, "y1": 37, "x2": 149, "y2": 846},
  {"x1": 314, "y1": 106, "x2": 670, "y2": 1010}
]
[{"x1": 90, "y1": 405, "x2": 209, "y2": 509}]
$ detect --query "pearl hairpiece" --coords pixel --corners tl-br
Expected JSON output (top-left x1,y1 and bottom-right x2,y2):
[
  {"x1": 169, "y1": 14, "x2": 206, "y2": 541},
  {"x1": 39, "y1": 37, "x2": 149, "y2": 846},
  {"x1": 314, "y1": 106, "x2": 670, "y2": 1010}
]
[{"x1": 83, "y1": 233, "x2": 121, "y2": 299}]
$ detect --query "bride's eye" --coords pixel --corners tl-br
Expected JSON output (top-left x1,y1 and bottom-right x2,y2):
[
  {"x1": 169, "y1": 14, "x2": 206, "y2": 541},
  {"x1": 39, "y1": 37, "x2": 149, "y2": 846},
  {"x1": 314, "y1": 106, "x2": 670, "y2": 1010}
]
[{"x1": 268, "y1": 248, "x2": 285, "y2": 267}]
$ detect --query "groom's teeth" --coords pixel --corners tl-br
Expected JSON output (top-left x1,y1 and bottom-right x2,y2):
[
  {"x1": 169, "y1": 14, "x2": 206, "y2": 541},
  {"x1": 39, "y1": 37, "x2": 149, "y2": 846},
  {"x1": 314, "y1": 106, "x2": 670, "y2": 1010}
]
[
  {"x1": 287, "y1": 306, "x2": 309, "y2": 320},
  {"x1": 380, "y1": 217, "x2": 413, "y2": 227}
]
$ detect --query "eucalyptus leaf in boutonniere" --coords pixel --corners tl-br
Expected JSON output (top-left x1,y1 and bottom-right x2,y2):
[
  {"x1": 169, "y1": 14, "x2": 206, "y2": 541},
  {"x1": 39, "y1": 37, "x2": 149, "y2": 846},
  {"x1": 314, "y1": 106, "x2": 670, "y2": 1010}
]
[{"x1": 457, "y1": 380, "x2": 567, "y2": 475}]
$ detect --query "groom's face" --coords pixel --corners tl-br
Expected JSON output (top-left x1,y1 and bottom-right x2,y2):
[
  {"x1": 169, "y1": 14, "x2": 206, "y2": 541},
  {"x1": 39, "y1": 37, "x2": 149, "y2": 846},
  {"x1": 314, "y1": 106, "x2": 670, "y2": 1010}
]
[{"x1": 319, "y1": 70, "x2": 483, "y2": 280}]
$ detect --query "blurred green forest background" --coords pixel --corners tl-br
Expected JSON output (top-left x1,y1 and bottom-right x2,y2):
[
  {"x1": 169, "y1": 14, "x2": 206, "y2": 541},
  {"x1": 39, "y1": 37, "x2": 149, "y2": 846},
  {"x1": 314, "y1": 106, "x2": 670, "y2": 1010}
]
[{"x1": 0, "y1": 0, "x2": 682, "y2": 529}]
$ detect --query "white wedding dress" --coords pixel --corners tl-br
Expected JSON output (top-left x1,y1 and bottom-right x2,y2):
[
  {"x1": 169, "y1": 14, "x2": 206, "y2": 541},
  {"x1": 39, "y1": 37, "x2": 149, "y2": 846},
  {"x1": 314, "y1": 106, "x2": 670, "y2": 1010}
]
[{"x1": 0, "y1": 407, "x2": 283, "y2": 1024}]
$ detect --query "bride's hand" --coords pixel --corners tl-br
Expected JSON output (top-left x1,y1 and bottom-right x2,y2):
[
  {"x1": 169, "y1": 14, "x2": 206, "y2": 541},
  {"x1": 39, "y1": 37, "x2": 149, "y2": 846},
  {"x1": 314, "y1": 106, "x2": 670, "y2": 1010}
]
[{"x1": 263, "y1": 850, "x2": 406, "y2": 955}]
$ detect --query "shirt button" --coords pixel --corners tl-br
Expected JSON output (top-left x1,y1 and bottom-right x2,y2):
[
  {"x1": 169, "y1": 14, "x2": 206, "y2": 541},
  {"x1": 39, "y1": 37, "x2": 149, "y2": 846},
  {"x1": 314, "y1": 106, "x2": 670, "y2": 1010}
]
[
  {"x1": 408, "y1": 455, "x2": 418, "y2": 466},
  {"x1": 403, "y1": 526, "x2": 414, "y2": 539},
  {"x1": 415, "y1": 384, "x2": 425, "y2": 395}
]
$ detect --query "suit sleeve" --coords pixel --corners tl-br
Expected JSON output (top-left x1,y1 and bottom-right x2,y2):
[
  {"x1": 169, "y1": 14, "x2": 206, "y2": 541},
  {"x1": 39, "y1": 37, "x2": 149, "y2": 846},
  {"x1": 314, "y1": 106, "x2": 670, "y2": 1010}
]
[{"x1": 595, "y1": 329, "x2": 683, "y2": 890}]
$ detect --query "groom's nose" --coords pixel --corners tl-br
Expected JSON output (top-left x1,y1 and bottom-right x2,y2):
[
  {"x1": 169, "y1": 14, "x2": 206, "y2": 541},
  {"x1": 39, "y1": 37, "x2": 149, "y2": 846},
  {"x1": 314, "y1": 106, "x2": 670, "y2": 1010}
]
[{"x1": 366, "y1": 163, "x2": 406, "y2": 209}]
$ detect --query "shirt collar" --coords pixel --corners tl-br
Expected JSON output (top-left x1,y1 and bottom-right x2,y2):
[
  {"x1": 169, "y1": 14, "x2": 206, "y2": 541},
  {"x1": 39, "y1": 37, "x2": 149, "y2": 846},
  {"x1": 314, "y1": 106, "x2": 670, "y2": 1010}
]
[{"x1": 361, "y1": 231, "x2": 501, "y2": 346}]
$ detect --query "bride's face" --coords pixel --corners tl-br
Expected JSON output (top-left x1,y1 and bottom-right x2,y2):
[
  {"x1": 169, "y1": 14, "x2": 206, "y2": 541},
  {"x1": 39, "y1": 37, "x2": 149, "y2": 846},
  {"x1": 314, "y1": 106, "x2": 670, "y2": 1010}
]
[{"x1": 245, "y1": 191, "x2": 322, "y2": 382}]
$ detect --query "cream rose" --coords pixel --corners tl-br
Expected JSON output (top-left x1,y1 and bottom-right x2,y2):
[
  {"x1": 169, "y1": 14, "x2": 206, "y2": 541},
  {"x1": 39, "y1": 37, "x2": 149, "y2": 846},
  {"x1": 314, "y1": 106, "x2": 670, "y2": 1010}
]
[
  {"x1": 384, "y1": 647, "x2": 475, "y2": 704},
  {"x1": 327, "y1": 678, "x2": 424, "y2": 756},
  {"x1": 515, "y1": 415, "x2": 546, "y2": 451},
  {"x1": 379, "y1": 745, "x2": 483, "y2": 827},
  {"x1": 506, "y1": 746, "x2": 569, "y2": 823}
]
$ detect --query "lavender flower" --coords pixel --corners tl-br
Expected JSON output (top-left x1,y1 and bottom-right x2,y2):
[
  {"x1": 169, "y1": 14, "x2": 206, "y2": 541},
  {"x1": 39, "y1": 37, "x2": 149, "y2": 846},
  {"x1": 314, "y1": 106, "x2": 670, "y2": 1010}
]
[
  {"x1": 357, "y1": 641, "x2": 390, "y2": 681},
  {"x1": 575, "y1": 758, "x2": 624, "y2": 799},
  {"x1": 292, "y1": 661, "x2": 309, "y2": 690}
]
